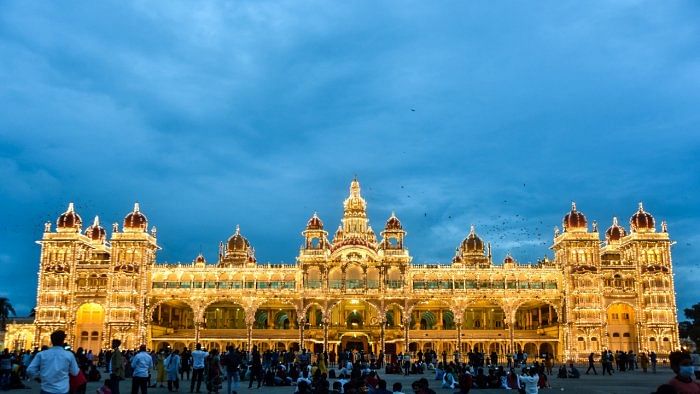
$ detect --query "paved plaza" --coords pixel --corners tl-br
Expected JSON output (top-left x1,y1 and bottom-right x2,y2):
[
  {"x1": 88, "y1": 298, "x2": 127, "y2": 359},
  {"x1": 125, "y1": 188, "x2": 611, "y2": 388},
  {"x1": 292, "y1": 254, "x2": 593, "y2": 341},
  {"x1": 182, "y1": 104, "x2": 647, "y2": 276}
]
[{"x1": 21, "y1": 366, "x2": 677, "y2": 394}]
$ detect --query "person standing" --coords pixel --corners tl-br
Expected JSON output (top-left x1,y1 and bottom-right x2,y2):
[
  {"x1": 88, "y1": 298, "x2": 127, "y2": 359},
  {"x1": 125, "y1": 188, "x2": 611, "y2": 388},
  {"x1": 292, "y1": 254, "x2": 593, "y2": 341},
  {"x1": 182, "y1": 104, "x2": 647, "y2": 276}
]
[
  {"x1": 165, "y1": 350, "x2": 181, "y2": 392},
  {"x1": 247, "y1": 345, "x2": 262, "y2": 389},
  {"x1": 109, "y1": 340, "x2": 125, "y2": 394},
  {"x1": 223, "y1": 346, "x2": 240, "y2": 394},
  {"x1": 190, "y1": 344, "x2": 209, "y2": 393},
  {"x1": 650, "y1": 351, "x2": 658, "y2": 374},
  {"x1": 640, "y1": 352, "x2": 649, "y2": 373},
  {"x1": 131, "y1": 345, "x2": 154, "y2": 394},
  {"x1": 26, "y1": 330, "x2": 80, "y2": 394},
  {"x1": 585, "y1": 352, "x2": 597, "y2": 375}
]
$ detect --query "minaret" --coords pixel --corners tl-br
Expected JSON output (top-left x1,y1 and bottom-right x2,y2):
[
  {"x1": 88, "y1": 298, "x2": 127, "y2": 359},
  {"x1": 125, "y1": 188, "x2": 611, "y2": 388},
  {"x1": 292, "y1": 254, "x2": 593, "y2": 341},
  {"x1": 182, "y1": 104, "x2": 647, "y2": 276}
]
[{"x1": 341, "y1": 177, "x2": 369, "y2": 236}]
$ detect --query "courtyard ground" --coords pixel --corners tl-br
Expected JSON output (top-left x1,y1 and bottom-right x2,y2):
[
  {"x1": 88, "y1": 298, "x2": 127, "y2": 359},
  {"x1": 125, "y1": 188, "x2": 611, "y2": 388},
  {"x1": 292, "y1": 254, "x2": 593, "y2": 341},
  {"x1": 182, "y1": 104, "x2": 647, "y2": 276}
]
[{"x1": 23, "y1": 366, "x2": 676, "y2": 394}]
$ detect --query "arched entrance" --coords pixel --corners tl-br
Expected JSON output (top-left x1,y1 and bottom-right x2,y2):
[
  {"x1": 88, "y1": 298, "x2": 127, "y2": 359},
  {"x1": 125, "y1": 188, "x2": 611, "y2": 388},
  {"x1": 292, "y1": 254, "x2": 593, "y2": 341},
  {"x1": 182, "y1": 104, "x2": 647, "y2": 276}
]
[
  {"x1": 340, "y1": 333, "x2": 370, "y2": 352},
  {"x1": 75, "y1": 303, "x2": 104, "y2": 354},
  {"x1": 607, "y1": 303, "x2": 637, "y2": 352}
]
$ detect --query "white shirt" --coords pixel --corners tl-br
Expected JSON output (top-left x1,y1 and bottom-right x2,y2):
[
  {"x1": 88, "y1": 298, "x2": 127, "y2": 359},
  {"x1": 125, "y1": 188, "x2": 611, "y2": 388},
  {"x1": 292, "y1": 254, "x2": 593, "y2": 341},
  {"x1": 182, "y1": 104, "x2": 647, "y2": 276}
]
[
  {"x1": 131, "y1": 351, "x2": 154, "y2": 378},
  {"x1": 27, "y1": 346, "x2": 79, "y2": 394},
  {"x1": 519, "y1": 374, "x2": 540, "y2": 394},
  {"x1": 192, "y1": 350, "x2": 209, "y2": 369}
]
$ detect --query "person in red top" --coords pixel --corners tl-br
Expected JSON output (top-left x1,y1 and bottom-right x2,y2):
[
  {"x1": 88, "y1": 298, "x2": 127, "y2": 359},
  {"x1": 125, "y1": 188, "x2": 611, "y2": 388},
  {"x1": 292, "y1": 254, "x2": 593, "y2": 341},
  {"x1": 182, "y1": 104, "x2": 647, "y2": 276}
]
[{"x1": 666, "y1": 351, "x2": 700, "y2": 394}]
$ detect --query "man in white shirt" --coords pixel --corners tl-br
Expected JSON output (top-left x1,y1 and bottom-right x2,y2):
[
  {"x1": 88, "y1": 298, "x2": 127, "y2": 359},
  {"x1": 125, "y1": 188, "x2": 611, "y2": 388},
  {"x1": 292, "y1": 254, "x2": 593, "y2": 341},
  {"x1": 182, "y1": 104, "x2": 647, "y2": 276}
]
[
  {"x1": 26, "y1": 330, "x2": 79, "y2": 394},
  {"x1": 190, "y1": 343, "x2": 209, "y2": 393},
  {"x1": 130, "y1": 345, "x2": 154, "y2": 394}
]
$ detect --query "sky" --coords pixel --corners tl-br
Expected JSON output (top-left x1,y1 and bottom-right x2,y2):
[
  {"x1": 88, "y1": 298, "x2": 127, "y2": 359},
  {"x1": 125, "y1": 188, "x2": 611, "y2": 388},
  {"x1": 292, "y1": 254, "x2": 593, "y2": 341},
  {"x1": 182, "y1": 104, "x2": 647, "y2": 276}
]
[{"x1": 0, "y1": 1, "x2": 699, "y2": 317}]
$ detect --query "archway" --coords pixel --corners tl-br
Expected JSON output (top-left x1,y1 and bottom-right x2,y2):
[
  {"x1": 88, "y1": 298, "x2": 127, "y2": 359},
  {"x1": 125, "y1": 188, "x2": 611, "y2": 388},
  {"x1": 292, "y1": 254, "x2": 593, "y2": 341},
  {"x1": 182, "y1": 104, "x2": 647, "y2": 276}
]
[
  {"x1": 75, "y1": 303, "x2": 104, "y2": 354},
  {"x1": 340, "y1": 333, "x2": 370, "y2": 352},
  {"x1": 607, "y1": 303, "x2": 637, "y2": 352},
  {"x1": 539, "y1": 342, "x2": 554, "y2": 358},
  {"x1": 204, "y1": 301, "x2": 246, "y2": 329},
  {"x1": 345, "y1": 264, "x2": 363, "y2": 289},
  {"x1": 514, "y1": 301, "x2": 558, "y2": 330},
  {"x1": 463, "y1": 303, "x2": 506, "y2": 330},
  {"x1": 151, "y1": 300, "x2": 195, "y2": 332},
  {"x1": 254, "y1": 300, "x2": 298, "y2": 330},
  {"x1": 411, "y1": 300, "x2": 454, "y2": 330},
  {"x1": 327, "y1": 299, "x2": 379, "y2": 330}
]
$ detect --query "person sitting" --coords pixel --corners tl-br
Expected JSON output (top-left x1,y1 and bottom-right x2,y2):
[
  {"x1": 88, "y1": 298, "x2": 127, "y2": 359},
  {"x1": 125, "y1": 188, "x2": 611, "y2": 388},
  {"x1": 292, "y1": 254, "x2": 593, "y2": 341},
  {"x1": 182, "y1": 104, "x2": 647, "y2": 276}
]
[
  {"x1": 434, "y1": 362, "x2": 445, "y2": 381},
  {"x1": 392, "y1": 382, "x2": 405, "y2": 394},
  {"x1": 486, "y1": 369, "x2": 500, "y2": 389},
  {"x1": 567, "y1": 363, "x2": 581, "y2": 379},
  {"x1": 366, "y1": 371, "x2": 379, "y2": 389},
  {"x1": 474, "y1": 367, "x2": 488, "y2": 389},
  {"x1": 371, "y1": 379, "x2": 393, "y2": 394},
  {"x1": 557, "y1": 365, "x2": 568, "y2": 378},
  {"x1": 505, "y1": 368, "x2": 520, "y2": 389},
  {"x1": 88, "y1": 364, "x2": 102, "y2": 382},
  {"x1": 330, "y1": 381, "x2": 342, "y2": 394},
  {"x1": 441, "y1": 367, "x2": 456, "y2": 389}
]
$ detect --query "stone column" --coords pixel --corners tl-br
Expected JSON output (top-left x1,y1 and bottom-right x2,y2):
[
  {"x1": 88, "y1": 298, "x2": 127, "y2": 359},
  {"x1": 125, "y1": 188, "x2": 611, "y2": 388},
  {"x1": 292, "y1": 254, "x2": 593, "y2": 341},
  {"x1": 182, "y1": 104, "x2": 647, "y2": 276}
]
[
  {"x1": 323, "y1": 320, "x2": 329, "y2": 352},
  {"x1": 298, "y1": 317, "x2": 306, "y2": 351},
  {"x1": 247, "y1": 323, "x2": 253, "y2": 351},
  {"x1": 403, "y1": 316, "x2": 410, "y2": 354},
  {"x1": 456, "y1": 322, "x2": 462, "y2": 362}
]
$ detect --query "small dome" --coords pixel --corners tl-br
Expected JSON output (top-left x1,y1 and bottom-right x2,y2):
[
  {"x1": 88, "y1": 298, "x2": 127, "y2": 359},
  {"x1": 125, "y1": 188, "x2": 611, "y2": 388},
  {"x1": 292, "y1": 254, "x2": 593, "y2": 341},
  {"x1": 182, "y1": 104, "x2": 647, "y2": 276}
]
[
  {"x1": 306, "y1": 213, "x2": 324, "y2": 230},
  {"x1": 227, "y1": 225, "x2": 250, "y2": 251},
  {"x1": 194, "y1": 253, "x2": 206, "y2": 264},
  {"x1": 605, "y1": 217, "x2": 627, "y2": 243},
  {"x1": 85, "y1": 216, "x2": 106, "y2": 242},
  {"x1": 630, "y1": 202, "x2": 655, "y2": 232},
  {"x1": 461, "y1": 225, "x2": 484, "y2": 253},
  {"x1": 57, "y1": 203, "x2": 82, "y2": 231},
  {"x1": 563, "y1": 202, "x2": 587, "y2": 232},
  {"x1": 385, "y1": 212, "x2": 402, "y2": 230},
  {"x1": 503, "y1": 254, "x2": 515, "y2": 264},
  {"x1": 123, "y1": 203, "x2": 148, "y2": 231}
]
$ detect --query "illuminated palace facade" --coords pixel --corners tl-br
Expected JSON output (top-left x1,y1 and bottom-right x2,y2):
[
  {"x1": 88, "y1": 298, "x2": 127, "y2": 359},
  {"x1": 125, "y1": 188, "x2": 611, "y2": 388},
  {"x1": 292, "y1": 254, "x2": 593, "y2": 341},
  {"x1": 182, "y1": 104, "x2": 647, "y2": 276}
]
[{"x1": 6, "y1": 180, "x2": 680, "y2": 361}]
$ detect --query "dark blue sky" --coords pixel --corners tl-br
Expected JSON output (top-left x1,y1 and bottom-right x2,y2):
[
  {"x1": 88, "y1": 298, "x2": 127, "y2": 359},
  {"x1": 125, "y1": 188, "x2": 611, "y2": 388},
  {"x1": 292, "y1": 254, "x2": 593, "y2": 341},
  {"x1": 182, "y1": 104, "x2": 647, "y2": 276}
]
[{"x1": 0, "y1": 1, "x2": 698, "y2": 316}]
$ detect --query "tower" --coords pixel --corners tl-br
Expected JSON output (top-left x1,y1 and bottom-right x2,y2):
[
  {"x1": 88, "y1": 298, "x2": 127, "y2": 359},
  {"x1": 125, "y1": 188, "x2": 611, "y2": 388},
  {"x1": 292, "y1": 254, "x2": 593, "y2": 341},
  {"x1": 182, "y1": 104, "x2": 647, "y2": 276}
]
[
  {"x1": 451, "y1": 225, "x2": 490, "y2": 268},
  {"x1": 106, "y1": 203, "x2": 159, "y2": 348},
  {"x1": 618, "y1": 203, "x2": 679, "y2": 353},
  {"x1": 551, "y1": 202, "x2": 603, "y2": 359},
  {"x1": 218, "y1": 225, "x2": 256, "y2": 268}
]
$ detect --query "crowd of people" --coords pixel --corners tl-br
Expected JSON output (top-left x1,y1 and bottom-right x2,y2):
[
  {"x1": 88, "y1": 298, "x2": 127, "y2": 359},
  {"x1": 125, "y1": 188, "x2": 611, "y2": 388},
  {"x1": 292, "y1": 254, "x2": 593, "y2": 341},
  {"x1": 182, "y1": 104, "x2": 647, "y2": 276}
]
[{"x1": 1, "y1": 330, "x2": 700, "y2": 394}]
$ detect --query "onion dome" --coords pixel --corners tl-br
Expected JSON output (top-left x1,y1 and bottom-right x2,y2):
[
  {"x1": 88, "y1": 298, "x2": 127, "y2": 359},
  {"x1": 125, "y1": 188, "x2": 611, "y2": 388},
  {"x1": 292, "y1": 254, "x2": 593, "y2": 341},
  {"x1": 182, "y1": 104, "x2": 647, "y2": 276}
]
[
  {"x1": 123, "y1": 203, "x2": 148, "y2": 232},
  {"x1": 385, "y1": 212, "x2": 402, "y2": 230},
  {"x1": 306, "y1": 213, "x2": 324, "y2": 230},
  {"x1": 562, "y1": 202, "x2": 587, "y2": 232},
  {"x1": 461, "y1": 225, "x2": 484, "y2": 253},
  {"x1": 56, "y1": 202, "x2": 82, "y2": 231},
  {"x1": 85, "y1": 216, "x2": 106, "y2": 242},
  {"x1": 227, "y1": 225, "x2": 250, "y2": 251},
  {"x1": 194, "y1": 253, "x2": 206, "y2": 265},
  {"x1": 605, "y1": 217, "x2": 627, "y2": 243},
  {"x1": 630, "y1": 202, "x2": 655, "y2": 232},
  {"x1": 503, "y1": 254, "x2": 515, "y2": 264}
]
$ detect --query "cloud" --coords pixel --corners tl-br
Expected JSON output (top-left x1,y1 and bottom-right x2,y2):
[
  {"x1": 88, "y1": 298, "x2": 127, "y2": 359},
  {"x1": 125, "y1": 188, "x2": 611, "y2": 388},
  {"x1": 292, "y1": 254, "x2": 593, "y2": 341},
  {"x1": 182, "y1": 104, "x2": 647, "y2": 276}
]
[{"x1": 0, "y1": 1, "x2": 699, "y2": 315}]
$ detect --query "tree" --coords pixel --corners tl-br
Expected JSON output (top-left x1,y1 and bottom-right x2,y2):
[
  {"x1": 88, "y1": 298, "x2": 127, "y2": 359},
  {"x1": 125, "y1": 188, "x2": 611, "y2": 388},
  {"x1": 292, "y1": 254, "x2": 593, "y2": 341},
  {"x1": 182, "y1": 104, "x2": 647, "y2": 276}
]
[
  {"x1": 0, "y1": 297, "x2": 16, "y2": 330},
  {"x1": 680, "y1": 302, "x2": 700, "y2": 349}
]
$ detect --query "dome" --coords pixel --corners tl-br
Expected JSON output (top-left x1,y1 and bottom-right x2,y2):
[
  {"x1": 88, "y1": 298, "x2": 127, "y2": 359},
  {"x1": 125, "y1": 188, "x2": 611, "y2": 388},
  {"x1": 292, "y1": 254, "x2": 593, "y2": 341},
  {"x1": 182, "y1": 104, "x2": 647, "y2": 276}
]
[
  {"x1": 194, "y1": 253, "x2": 206, "y2": 264},
  {"x1": 227, "y1": 225, "x2": 250, "y2": 251},
  {"x1": 85, "y1": 216, "x2": 106, "y2": 242},
  {"x1": 123, "y1": 203, "x2": 148, "y2": 232},
  {"x1": 605, "y1": 217, "x2": 627, "y2": 243},
  {"x1": 563, "y1": 202, "x2": 587, "y2": 232},
  {"x1": 56, "y1": 202, "x2": 82, "y2": 231},
  {"x1": 503, "y1": 254, "x2": 515, "y2": 264},
  {"x1": 460, "y1": 225, "x2": 484, "y2": 253},
  {"x1": 306, "y1": 213, "x2": 324, "y2": 230},
  {"x1": 630, "y1": 202, "x2": 655, "y2": 232},
  {"x1": 385, "y1": 212, "x2": 402, "y2": 230}
]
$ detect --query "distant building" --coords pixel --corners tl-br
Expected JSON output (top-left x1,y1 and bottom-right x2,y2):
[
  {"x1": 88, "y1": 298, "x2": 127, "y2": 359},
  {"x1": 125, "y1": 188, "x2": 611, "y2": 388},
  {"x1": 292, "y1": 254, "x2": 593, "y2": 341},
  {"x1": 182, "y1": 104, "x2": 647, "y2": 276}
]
[{"x1": 5, "y1": 179, "x2": 680, "y2": 360}]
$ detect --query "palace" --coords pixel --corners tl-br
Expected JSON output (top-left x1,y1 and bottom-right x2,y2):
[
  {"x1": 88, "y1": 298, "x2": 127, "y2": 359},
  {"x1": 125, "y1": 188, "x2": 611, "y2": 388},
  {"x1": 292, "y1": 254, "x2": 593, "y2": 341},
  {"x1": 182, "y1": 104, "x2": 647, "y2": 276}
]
[{"x1": 5, "y1": 179, "x2": 680, "y2": 361}]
